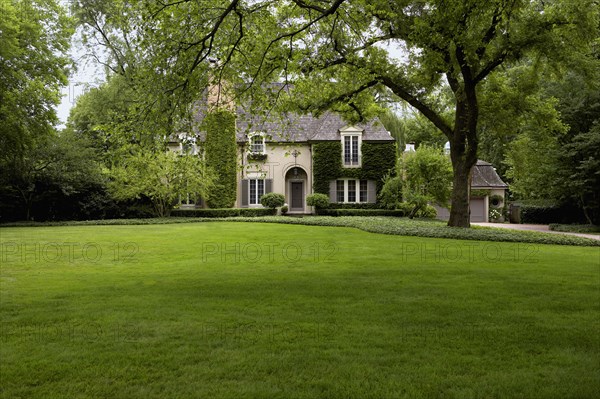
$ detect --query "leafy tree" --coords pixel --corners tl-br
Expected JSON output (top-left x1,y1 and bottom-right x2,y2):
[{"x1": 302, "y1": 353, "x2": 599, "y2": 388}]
[
  {"x1": 74, "y1": 0, "x2": 597, "y2": 227},
  {"x1": 106, "y1": 149, "x2": 215, "y2": 217},
  {"x1": 67, "y1": 74, "x2": 140, "y2": 161},
  {"x1": 0, "y1": 130, "x2": 104, "y2": 221},
  {"x1": 0, "y1": 0, "x2": 73, "y2": 161},
  {"x1": 400, "y1": 146, "x2": 453, "y2": 218},
  {"x1": 506, "y1": 65, "x2": 600, "y2": 224},
  {"x1": 378, "y1": 110, "x2": 406, "y2": 152}
]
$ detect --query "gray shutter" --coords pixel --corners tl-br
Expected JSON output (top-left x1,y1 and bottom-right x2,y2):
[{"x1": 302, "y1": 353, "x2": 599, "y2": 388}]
[
  {"x1": 241, "y1": 179, "x2": 249, "y2": 207},
  {"x1": 329, "y1": 180, "x2": 337, "y2": 203},
  {"x1": 265, "y1": 179, "x2": 273, "y2": 193},
  {"x1": 367, "y1": 180, "x2": 377, "y2": 203}
]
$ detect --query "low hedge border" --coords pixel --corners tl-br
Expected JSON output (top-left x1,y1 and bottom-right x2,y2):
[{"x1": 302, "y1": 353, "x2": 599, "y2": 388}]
[
  {"x1": 2, "y1": 216, "x2": 598, "y2": 246},
  {"x1": 170, "y1": 208, "x2": 273, "y2": 218},
  {"x1": 326, "y1": 203, "x2": 382, "y2": 209},
  {"x1": 318, "y1": 209, "x2": 406, "y2": 217},
  {"x1": 549, "y1": 224, "x2": 600, "y2": 234},
  {"x1": 519, "y1": 204, "x2": 587, "y2": 224}
]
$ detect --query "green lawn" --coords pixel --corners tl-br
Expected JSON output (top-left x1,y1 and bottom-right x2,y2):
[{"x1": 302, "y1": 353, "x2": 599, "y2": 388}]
[{"x1": 1, "y1": 222, "x2": 599, "y2": 398}]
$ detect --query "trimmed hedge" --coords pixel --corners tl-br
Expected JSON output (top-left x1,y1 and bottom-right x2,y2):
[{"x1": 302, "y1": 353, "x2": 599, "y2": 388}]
[
  {"x1": 549, "y1": 224, "x2": 600, "y2": 233},
  {"x1": 318, "y1": 209, "x2": 406, "y2": 217},
  {"x1": 327, "y1": 203, "x2": 382, "y2": 209},
  {"x1": 171, "y1": 208, "x2": 273, "y2": 218},
  {"x1": 519, "y1": 203, "x2": 587, "y2": 224}
]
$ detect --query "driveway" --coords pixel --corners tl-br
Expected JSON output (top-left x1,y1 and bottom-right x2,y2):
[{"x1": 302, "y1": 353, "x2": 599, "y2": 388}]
[{"x1": 471, "y1": 223, "x2": 600, "y2": 241}]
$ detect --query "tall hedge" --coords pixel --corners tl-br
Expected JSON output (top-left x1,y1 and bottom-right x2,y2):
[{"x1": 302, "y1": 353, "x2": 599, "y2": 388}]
[
  {"x1": 203, "y1": 109, "x2": 237, "y2": 208},
  {"x1": 312, "y1": 141, "x2": 396, "y2": 195}
]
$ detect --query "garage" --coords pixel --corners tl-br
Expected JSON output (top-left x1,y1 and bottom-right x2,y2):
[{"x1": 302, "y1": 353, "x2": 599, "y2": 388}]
[
  {"x1": 435, "y1": 197, "x2": 487, "y2": 223},
  {"x1": 469, "y1": 197, "x2": 486, "y2": 222}
]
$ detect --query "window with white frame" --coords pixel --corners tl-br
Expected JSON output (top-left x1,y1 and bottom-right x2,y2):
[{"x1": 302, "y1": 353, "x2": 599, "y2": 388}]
[
  {"x1": 249, "y1": 179, "x2": 265, "y2": 205},
  {"x1": 343, "y1": 135, "x2": 360, "y2": 166},
  {"x1": 336, "y1": 179, "x2": 368, "y2": 203},
  {"x1": 249, "y1": 134, "x2": 265, "y2": 154}
]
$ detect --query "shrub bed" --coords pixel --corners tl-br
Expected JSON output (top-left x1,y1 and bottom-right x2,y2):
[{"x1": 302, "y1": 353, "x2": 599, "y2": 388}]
[
  {"x1": 170, "y1": 208, "x2": 273, "y2": 218},
  {"x1": 519, "y1": 203, "x2": 587, "y2": 224},
  {"x1": 318, "y1": 209, "x2": 406, "y2": 217},
  {"x1": 549, "y1": 224, "x2": 600, "y2": 234},
  {"x1": 327, "y1": 203, "x2": 382, "y2": 209}
]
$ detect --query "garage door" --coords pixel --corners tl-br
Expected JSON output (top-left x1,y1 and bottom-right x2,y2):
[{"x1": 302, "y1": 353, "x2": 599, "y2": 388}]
[{"x1": 469, "y1": 198, "x2": 486, "y2": 222}]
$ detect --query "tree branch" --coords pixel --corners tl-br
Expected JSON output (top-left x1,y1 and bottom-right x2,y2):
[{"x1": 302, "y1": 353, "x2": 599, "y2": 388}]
[{"x1": 379, "y1": 75, "x2": 453, "y2": 138}]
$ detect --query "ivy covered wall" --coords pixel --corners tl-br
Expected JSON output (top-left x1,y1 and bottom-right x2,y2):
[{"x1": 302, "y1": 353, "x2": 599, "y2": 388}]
[
  {"x1": 203, "y1": 109, "x2": 237, "y2": 208},
  {"x1": 312, "y1": 141, "x2": 397, "y2": 196}
]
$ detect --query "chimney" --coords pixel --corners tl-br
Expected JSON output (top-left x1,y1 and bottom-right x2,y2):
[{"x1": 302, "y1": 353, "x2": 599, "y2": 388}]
[{"x1": 207, "y1": 59, "x2": 235, "y2": 112}]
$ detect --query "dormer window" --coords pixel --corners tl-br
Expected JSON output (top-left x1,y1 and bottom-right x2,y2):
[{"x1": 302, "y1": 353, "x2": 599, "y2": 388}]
[
  {"x1": 249, "y1": 133, "x2": 265, "y2": 154},
  {"x1": 340, "y1": 126, "x2": 363, "y2": 167}
]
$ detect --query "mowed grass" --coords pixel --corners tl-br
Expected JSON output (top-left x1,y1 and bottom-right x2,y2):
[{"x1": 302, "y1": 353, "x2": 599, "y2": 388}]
[{"x1": 0, "y1": 222, "x2": 598, "y2": 399}]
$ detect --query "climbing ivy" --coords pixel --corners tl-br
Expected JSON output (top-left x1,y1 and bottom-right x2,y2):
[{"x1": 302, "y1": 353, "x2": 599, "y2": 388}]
[
  {"x1": 312, "y1": 141, "x2": 396, "y2": 196},
  {"x1": 203, "y1": 109, "x2": 237, "y2": 208}
]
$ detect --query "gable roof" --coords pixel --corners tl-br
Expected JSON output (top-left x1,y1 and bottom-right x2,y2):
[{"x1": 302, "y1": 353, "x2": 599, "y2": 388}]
[
  {"x1": 235, "y1": 109, "x2": 394, "y2": 143},
  {"x1": 472, "y1": 160, "x2": 508, "y2": 189},
  {"x1": 190, "y1": 95, "x2": 394, "y2": 143}
]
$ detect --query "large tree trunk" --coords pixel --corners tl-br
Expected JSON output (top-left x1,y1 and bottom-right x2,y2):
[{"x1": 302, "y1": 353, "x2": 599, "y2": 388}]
[
  {"x1": 448, "y1": 152, "x2": 474, "y2": 227},
  {"x1": 447, "y1": 85, "x2": 478, "y2": 228}
]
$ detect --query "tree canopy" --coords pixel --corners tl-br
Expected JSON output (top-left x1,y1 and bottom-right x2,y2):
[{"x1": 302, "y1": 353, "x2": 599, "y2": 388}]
[{"x1": 0, "y1": 0, "x2": 73, "y2": 160}]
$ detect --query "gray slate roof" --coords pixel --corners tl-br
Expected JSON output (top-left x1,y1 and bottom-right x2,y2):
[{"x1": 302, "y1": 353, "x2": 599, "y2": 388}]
[
  {"x1": 190, "y1": 100, "x2": 394, "y2": 143},
  {"x1": 235, "y1": 108, "x2": 394, "y2": 143},
  {"x1": 472, "y1": 160, "x2": 508, "y2": 189}
]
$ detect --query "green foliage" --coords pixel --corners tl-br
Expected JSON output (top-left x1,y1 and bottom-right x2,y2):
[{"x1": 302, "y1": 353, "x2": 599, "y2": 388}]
[
  {"x1": 0, "y1": 129, "x2": 104, "y2": 221},
  {"x1": 170, "y1": 208, "x2": 273, "y2": 218},
  {"x1": 396, "y1": 203, "x2": 438, "y2": 219},
  {"x1": 401, "y1": 146, "x2": 453, "y2": 218},
  {"x1": 327, "y1": 203, "x2": 381, "y2": 210},
  {"x1": 306, "y1": 193, "x2": 330, "y2": 209},
  {"x1": 260, "y1": 193, "x2": 285, "y2": 209},
  {"x1": 107, "y1": 150, "x2": 214, "y2": 217},
  {"x1": 378, "y1": 174, "x2": 403, "y2": 210},
  {"x1": 549, "y1": 224, "x2": 600, "y2": 233},
  {"x1": 203, "y1": 110, "x2": 237, "y2": 208},
  {"x1": 519, "y1": 204, "x2": 587, "y2": 225},
  {"x1": 280, "y1": 205, "x2": 288, "y2": 214},
  {"x1": 312, "y1": 142, "x2": 343, "y2": 194},
  {"x1": 318, "y1": 209, "x2": 406, "y2": 217},
  {"x1": 66, "y1": 75, "x2": 141, "y2": 162},
  {"x1": 378, "y1": 110, "x2": 406, "y2": 151},
  {"x1": 0, "y1": 0, "x2": 73, "y2": 162},
  {"x1": 312, "y1": 141, "x2": 396, "y2": 196},
  {"x1": 403, "y1": 113, "x2": 448, "y2": 149}
]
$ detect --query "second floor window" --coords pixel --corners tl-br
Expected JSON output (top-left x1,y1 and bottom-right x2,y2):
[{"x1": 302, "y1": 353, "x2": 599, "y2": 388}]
[
  {"x1": 343, "y1": 135, "x2": 360, "y2": 166},
  {"x1": 250, "y1": 135, "x2": 265, "y2": 154}
]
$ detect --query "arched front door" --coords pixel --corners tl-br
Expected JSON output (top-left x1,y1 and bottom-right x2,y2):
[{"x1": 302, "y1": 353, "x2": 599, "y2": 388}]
[{"x1": 285, "y1": 167, "x2": 307, "y2": 213}]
